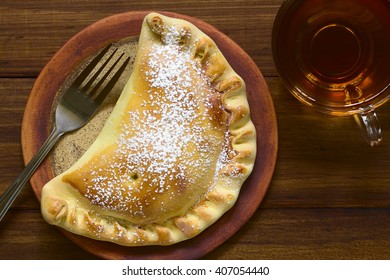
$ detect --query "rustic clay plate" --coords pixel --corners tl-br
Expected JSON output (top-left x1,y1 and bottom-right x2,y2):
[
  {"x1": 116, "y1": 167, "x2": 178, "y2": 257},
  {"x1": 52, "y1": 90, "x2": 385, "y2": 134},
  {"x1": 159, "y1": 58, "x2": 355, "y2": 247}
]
[{"x1": 21, "y1": 11, "x2": 278, "y2": 259}]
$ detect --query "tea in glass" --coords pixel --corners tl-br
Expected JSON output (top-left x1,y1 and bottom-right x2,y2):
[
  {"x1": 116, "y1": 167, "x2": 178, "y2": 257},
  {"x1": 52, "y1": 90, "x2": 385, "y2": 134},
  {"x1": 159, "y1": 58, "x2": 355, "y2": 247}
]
[{"x1": 272, "y1": 0, "x2": 390, "y2": 145}]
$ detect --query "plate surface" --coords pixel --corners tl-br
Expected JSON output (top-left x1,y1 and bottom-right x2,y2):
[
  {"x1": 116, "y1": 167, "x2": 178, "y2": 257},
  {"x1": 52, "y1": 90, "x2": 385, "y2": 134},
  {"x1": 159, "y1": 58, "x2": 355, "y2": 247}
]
[{"x1": 21, "y1": 11, "x2": 278, "y2": 259}]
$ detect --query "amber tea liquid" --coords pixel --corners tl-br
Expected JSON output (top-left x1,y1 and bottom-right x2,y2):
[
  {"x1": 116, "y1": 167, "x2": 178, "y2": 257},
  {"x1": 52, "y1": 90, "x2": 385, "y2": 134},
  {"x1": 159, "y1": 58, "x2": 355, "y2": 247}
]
[{"x1": 273, "y1": 0, "x2": 390, "y2": 114}]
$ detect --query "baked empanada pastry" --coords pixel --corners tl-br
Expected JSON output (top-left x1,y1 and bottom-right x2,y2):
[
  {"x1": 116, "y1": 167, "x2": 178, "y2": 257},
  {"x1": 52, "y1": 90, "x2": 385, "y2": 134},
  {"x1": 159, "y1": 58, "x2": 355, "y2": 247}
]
[{"x1": 41, "y1": 13, "x2": 256, "y2": 246}]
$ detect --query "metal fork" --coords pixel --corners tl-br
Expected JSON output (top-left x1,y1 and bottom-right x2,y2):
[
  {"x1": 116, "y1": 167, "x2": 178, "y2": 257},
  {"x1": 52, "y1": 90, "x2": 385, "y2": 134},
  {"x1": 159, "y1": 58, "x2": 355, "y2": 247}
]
[{"x1": 0, "y1": 44, "x2": 130, "y2": 222}]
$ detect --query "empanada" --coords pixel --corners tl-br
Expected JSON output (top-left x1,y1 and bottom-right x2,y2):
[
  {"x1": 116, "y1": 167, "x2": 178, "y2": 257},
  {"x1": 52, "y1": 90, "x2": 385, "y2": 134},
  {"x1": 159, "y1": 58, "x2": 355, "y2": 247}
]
[{"x1": 41, "y1": 13, "x2": 256, "y2": 246}]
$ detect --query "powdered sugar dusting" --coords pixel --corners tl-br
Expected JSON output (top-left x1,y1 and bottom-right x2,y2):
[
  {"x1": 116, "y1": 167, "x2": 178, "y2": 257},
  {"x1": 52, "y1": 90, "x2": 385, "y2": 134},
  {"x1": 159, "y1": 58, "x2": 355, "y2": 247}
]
[{"x1": 82, "y1": 27, "x2": 232, "y2": 220}]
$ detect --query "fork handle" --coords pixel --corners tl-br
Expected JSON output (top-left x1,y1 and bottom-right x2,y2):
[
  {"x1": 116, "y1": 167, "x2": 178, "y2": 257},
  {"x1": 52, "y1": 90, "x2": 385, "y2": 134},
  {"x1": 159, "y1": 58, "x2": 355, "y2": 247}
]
[{"x1": 0, "y1": 126, "x2": 64, "y2": 222}]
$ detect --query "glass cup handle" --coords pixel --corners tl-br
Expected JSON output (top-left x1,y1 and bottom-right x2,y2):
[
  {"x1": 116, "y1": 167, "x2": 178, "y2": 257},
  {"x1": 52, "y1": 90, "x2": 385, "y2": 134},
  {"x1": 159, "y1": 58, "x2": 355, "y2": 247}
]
[{"x1": 353, "y1": 106, "x2": 382, "y2": 146}]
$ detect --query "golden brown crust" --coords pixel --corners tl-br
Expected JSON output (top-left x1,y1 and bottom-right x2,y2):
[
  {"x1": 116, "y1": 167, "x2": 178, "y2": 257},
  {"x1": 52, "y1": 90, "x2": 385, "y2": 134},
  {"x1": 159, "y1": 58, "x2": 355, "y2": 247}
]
[{"x1": 41, "y1": 12, "x2": 256, "y2": 246}]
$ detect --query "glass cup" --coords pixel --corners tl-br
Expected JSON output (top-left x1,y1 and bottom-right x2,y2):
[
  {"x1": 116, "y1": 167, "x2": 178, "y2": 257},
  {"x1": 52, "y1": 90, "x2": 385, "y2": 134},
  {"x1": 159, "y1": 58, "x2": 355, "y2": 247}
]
[{"x1": 272, "y1": 0, "x2": 390, "y2": 146}]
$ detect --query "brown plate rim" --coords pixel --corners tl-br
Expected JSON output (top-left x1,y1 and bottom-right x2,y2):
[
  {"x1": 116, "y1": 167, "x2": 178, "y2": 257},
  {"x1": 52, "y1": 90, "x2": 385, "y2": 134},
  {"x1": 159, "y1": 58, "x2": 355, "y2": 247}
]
[{"x1": 21, "y1": 11, "x2": 278, "y2": 260}]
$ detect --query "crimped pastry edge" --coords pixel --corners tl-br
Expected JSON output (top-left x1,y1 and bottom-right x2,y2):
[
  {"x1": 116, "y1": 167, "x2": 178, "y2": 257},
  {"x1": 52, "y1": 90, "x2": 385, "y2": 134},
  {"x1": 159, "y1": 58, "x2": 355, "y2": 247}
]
[{"x1": 41, "y1": 12, "x2": 257, "y2": 246}]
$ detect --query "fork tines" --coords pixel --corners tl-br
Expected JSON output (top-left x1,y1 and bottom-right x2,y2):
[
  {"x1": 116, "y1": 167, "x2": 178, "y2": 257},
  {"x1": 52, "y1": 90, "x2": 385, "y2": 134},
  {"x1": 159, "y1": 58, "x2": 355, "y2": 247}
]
[{"x1": 72, "y1": 44, "x2": 131, "y2": 101}]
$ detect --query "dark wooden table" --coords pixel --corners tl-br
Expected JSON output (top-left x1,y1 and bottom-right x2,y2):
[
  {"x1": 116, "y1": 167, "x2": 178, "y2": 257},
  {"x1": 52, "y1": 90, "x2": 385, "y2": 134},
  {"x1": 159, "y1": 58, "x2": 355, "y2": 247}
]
[{"x1": 1, "y1": 0, "x2": 390, "y2": 260}]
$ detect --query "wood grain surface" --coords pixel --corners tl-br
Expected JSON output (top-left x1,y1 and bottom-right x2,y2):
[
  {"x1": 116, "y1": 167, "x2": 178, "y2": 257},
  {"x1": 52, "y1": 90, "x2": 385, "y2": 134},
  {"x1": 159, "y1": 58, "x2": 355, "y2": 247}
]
[{"x1": 1, "y1": 0, "x2": 390, "y2": 260}]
